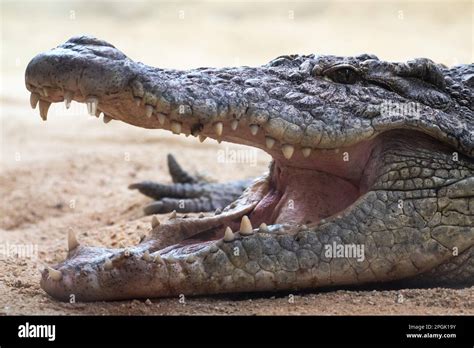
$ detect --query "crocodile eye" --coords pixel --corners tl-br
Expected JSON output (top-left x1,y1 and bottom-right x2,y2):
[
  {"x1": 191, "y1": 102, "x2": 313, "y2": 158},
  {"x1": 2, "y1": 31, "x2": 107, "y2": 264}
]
[{"x1": 324, "y1": 66, "x2": 360, "y2": 84}]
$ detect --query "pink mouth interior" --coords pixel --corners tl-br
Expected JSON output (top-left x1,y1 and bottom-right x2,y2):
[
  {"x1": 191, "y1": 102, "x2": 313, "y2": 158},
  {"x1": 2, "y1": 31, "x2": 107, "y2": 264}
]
[
  {"x1": 250, "y1": 166, "x2": 360, "y2": 225},
  {"x1": 249, "y1": 138, "x2": 378, "y2": 226},
  {"x1": 174, "y1": 137, "x2": 381, "y2": 250}
]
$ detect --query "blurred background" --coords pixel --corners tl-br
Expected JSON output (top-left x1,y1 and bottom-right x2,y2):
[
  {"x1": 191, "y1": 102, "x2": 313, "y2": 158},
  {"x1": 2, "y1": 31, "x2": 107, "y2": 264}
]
[{"x1": 0, "y1": 0, "x2": 472, "y2": 315}]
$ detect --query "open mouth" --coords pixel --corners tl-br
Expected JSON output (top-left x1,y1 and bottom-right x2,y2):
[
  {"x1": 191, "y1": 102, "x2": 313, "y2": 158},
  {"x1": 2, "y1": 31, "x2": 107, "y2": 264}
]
[
  {"x1": 173, "y1": 135, "x2": 380, "y2": 249},
  {"x1": 23, "y1": 65, "x2": 432, "y2": 254},
  {"x1": 26, "y1": 76, "x2": 385, "y2": 251},
  {"x1": 25, "y1": 55, "x2": 383, "y2": 253},
  {"x1": 249, "y1": 139, "x2": 377, "y2": 226},
  {"x1": 26, "y1": 73, "x2": 384, "y2": 243}
]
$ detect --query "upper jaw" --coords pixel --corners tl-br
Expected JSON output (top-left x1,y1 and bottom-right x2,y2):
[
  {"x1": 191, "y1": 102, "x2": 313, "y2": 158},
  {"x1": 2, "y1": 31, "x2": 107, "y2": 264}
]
[
  {"x1": 25, "y1": 35, "x2": 471, "y2": 159},
  {"x1": 24, "y1": 36, "x2": 367, "y2": 161}
]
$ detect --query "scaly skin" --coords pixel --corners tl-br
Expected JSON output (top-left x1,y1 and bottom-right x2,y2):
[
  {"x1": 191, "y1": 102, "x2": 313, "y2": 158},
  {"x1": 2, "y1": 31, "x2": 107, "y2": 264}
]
[{"x1": 25, "y1": 36, "x2": 473, "y2": 301}]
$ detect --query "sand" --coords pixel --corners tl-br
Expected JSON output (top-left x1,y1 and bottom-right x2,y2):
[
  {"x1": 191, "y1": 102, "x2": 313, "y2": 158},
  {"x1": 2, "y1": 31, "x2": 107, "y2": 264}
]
[{"x1": 0, "y1": 0, "x2": 472, "y2": 315}]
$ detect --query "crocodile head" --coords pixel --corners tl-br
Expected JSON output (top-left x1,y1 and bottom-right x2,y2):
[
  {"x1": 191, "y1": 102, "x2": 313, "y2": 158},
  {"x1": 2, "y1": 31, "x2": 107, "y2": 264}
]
[{"x1": 26, "y1": 36, "x2": 474, "y2": 301}]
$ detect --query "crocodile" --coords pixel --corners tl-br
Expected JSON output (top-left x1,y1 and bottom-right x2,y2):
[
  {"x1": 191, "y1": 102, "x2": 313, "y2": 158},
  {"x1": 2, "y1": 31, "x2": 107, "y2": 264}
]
[{"x1": 25, "y1": 36, "x2": 474, "y2": 301}]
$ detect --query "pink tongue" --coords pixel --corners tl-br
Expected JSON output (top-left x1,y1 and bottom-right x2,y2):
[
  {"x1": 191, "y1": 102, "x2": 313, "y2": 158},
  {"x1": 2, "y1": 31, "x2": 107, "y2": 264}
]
[{"x1": 250, "y1": 166, "x2": 360, "y2": 226}]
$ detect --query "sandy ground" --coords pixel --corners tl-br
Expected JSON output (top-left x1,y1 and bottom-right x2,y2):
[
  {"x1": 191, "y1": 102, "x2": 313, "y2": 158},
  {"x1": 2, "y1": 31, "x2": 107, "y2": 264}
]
[{"x1": 0, "y1": 0, "x2": 472, "y2": 315}]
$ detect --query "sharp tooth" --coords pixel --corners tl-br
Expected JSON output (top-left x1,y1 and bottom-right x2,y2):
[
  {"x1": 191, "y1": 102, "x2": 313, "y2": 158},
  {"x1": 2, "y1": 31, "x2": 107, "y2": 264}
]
[
  {"x1": 68, "y1": 230, "x2": 80, "y2": 251},
  {"x1": 199, "y1": 135, "x2": 207, "y2": 143},
  {"x1": 239, "y1": 215, "x2": 253, "y2": 235},
  {"x1": 30, "y1": 93, "x2": 40, "y2": 109},
  {"x1": 103, "y1": 115, "x2": 112, "y2": 123},
  {"x1": 170, "y1": 121, "x2": 182, "y2": 134},
  {"x1": 281, "y1": 144, "x2": 294, "y2": 160},
  {"x1": 302, "y1": 147, "x2": 312, "y2": 158},
  {"x1": 154, "y1": 254, "x2": 164, "y2": 264},
  {"x1": 265, "y1": 136, "x2": 275, "y2": 149},
  {"x1": 214, "y1": 208, "x2": 222, "y2": 215},
  {"x1": 64, "y1": 91, "x2": 73, "y2": 109},
  {"x1": 134, "y1": 97, "x2": 141, "y2": 107},
  {"x1": 169, "y1": 210, "x2": 177, "y2": 219},
  {"x1": 143, "y1": 250, "x2": 152, "y2": 262},
  {"x1": 249, "y1": 124, "x2": 259, "y2": 136},
  {"x1": 214, "y1": 122, "x2": 223, "y2": 137},
  {"x1": 157, "y1": 113, "x2": 166, "y2": 125},
  {"x1": 42, "y1": 88, "x2": 49, "y2": 97},
  {"x1": 199, "y1": 213, "x2": 205, "y2": 218},
  {"x1": 38, "y1": 100, "x2": 51, "y2": 121},
  {"x1": 223, "y1": 226, "x2": 235, "y2": 242},
  {"x1": 47, "y1": 267, "x2": 62, "y2": 281},
  {"x1": 145, "y1": 105, "x2": 154, "y2": 118},
  {"x1": 151, "y1": 215, "x2": 160, "y2": 228},
  {"x1": 103, "y1": 258, "x2": 113, "y2": 270},
  {"x1": 230, "y1": 119, "x2": 239, "y2": 131},
  {"x1": 86, "y1": 97, "x2": 98, "y2": 116},
  {"x1": 259, "y1": 223, "x2": 269, "y2": 233}
]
